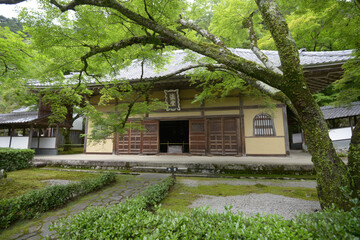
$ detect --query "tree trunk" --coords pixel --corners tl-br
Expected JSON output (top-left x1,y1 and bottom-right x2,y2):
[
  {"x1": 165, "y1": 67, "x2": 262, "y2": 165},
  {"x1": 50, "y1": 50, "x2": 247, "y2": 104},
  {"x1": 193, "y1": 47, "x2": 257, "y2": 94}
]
[
  {"x1": 255, "y1": 0, "x2": 355, "y2": 210},
  {"x1": 288, "y1": 87, "x2": 354, "y2": 210},
  {"x1": 62, "y1": 127, "x2": 72, "y2": 152},
  {"x1": 348, "y1": 119, "x2": 360, "y2": 195}
]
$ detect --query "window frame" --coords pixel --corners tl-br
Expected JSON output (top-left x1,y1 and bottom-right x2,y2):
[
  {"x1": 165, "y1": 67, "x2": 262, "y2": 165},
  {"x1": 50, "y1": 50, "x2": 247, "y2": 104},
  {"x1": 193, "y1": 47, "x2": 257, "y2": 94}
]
[{"x1": 253, "y1": 113, "x2": 276, "y2": 137}]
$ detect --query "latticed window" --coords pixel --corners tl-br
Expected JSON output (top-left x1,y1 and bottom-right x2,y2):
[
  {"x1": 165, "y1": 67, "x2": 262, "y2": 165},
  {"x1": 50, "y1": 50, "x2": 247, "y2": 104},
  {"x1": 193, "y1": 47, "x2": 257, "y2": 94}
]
[{"x1": 253, "y1": 113, "x2": 276, "y2": 136}]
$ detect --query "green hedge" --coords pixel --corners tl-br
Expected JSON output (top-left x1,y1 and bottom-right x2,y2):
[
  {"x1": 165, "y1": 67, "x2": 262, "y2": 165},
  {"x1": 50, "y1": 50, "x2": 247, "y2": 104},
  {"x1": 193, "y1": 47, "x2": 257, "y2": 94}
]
[
  {"x1": 50, "y1": 176, "x2": 360, "y2": 239},
  {"x1": 0, "y1": 148, "x2": 34, "y2": 172},
  {"x1": 0, "y1": 172, "x2": 115, "y2": 229},
  {"x1": 50, "y1": 176, "x2": 175, "y2": 239}
]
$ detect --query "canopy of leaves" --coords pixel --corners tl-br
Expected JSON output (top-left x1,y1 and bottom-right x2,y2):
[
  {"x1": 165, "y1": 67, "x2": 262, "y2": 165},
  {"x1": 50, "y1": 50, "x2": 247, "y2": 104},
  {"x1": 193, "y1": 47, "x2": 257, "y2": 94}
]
[{"x1": 0, "y1": 15, "x2": 22, "y2": 32}]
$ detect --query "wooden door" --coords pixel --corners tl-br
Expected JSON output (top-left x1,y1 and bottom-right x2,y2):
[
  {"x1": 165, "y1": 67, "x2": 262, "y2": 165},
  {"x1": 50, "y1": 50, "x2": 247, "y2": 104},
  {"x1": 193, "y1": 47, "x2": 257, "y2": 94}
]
[
  {"x1": 208, "y1": 118, "x2": 239, "y2": 155},
  {"x1": 189, "y1": 119, "x2": 206, "y2": 155},
  {"x1": 117, "y1": 126, "x2": 142, "y2": 154},
  {"x1": 223, "y1": 118, "x2": 238, "y2": 155},
  {"x1": 142, "y1": 120, "x2": 159, "y2": 154},
  {"x1": 118, "y1": 132, "x2": 130, "y2": 154},
  {"x1": 208, "y1": 118, "x2": 223, "y2": 155}
]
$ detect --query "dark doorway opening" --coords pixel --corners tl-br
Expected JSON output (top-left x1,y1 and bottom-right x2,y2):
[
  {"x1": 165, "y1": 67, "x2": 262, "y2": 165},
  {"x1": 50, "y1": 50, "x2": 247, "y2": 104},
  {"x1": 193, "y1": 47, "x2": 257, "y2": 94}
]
[{"x1": 159, "y1": 120, "x2": 189, "y2": 153}]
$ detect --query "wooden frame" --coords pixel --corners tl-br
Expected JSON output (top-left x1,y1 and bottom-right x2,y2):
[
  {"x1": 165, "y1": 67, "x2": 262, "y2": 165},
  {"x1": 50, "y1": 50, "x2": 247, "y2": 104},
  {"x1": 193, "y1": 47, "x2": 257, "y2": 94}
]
[
  {"x1": 164, "y1": 89, "x2": 181, "y2": 111},
  {"x1": 253, "y1": 113, "x2": 276, "y2": 136}
]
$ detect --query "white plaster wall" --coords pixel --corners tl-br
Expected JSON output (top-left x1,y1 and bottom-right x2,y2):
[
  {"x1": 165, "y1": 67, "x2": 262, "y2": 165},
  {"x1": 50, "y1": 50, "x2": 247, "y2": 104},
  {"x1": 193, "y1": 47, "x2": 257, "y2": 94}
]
[
  {"x1": 39, "y1": 137, "x2": 56, "y2": 148},
  {"x1": 0, "y1": 137, "x2": 10, "y2": 148},
  {"x1": 31, "y1": 137, "x2": 56, "y2": 148},
  {"x1": 292, "y1": 133, "x2": 303, "y2": 144},
  {"x1": 10, "y1": 137, "x2": 29, "y2": 149},
  {"x1": 329, "y1": 127, "x2": 352, "y2": 141},
  {"x1": 71, "y1": 117, "x2": 83, "y2": 131},
  {"x1": 31, "y1": 138, "x2": 39, "y2": 148}
]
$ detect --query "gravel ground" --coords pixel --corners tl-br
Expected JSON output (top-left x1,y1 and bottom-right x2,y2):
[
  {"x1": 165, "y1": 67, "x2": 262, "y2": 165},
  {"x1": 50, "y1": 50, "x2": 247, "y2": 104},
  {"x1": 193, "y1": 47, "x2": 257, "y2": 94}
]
[
  {"x1": 189, "y1": 193, "x2": 321, "y2": 220},
  {"x1": 181, "y1": 178, "x2": 320, "y2": 219},
  {"x1": 41, "y1": 179, "x2": 76, "y2": 186},
  {"x1": 180, "y1": 179, "x2": 317, "y2": 188}
]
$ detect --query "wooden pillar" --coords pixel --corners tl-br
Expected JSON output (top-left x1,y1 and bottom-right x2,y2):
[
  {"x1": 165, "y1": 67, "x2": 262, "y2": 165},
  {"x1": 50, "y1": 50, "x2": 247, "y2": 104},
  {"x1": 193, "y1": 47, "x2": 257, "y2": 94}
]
[
  {"x1": 28, "y1": 124, "x2": 34, "y2": 149},
  {"x1": 9, "y1": 126, "x2": 13, "y2": 148},
  {"x1": 239, "y1": 95, "x2": 246, "y2": 156},
  {"x1": 282, "y1": 105, "x2": 290, "y2": 156},
  {"x1": 350, "y1": 116, "x2": 353, "y2": 134},
  {"x1": 83, "y1": 117, "x2": 89, "y2": 153},
  {"x1": 37, "y1": 128, "x2": 40, "y2": 149},
  {"x1": 55, "y1": 125, "x2": 59, "y2": 148}
]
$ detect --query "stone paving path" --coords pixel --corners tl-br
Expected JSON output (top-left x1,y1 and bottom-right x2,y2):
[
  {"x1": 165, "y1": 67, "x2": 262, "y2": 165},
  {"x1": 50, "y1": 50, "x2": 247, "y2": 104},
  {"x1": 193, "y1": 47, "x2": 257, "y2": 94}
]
[{"x1": 3, "y1": 173, "x2": 168, "y2": 240}]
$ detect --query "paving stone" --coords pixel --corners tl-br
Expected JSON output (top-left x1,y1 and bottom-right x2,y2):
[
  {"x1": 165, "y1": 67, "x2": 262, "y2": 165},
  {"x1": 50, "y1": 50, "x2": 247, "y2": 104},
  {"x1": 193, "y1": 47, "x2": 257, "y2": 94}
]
[
  {"x1": 10, "y1": 233, "x2": 24, "y2": 240},
  {"x1": 27, "y1": 234, "x2": 41, "y2": 240},
  {"x1": 17, "y1": 232, "x2": 38, "y2": 240}
]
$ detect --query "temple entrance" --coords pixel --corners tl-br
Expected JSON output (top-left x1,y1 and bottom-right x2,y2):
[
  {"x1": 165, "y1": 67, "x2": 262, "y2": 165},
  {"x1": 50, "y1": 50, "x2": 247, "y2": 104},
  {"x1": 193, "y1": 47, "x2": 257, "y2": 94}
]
[{"x1": 159, "y1": 120, "x2": 189, "y2": 153}]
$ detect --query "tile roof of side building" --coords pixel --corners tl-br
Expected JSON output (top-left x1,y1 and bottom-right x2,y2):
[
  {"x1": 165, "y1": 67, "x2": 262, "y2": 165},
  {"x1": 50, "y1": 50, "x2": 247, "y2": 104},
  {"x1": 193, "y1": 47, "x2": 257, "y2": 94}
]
[
  {"x1": 321, "y1": 102, "x2": 360, "y2": 120},
  {"x1": 0, "y1": 111, "x2": 39, "y2": 124}
]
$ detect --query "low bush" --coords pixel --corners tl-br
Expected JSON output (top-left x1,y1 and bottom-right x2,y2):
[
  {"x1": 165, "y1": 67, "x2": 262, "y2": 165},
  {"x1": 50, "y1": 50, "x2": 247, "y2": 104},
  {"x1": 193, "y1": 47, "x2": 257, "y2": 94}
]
[
  {"x1": 50, "y1": 176, "x2": 359, "y2": 239},
  {"x1": 295, "y1": 204, "x2": 360, "y2": 239},
  {"x1": 50, "y1": 176, "x2": 175, "y2": 239},
  {"x1": 0, "y1": 172, "x2": 115, "y2": 229},
  {"x1": 0, "y1": 148, "x2": 34, "y2": 172}
]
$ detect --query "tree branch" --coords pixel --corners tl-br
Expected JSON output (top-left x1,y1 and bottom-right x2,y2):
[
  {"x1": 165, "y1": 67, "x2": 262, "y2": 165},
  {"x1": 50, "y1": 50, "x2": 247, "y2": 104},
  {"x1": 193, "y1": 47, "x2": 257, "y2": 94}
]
[
  {"x1": 255, "y1": 0, "x2": 302, "y2": 82},
  {"x1": 49, "y1": 0, "x2": 283, "y2": 89},
  {"x1": 0, "y1": 0, "x2": 26, "y2": 4},
  {"x1": 235, "y1": 71, "x2": 298, "y2": 117},
  {"x1": 245, "y1": 11, "x2": 283, "y2": 75},
  {"x1": 177, "y1": 18, "x2": 228, "y2": 50},
  {"x1": 143, "y1": 0, "x2": 155, "y2": 21},
  {"x1": 79, "y1": 35, "x2": 174, "y2": 75}
]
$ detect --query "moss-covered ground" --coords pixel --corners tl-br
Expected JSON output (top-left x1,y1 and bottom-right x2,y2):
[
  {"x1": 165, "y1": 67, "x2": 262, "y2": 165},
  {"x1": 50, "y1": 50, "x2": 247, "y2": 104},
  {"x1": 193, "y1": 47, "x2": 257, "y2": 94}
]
[
  {"x1": 0, "y1": 174, "x2": 137, "y2": 239},
  {"x1": 57, "y1": 147, "x2": 84, "y2": 155},
  {"x1": 160, "y1": 177, "x2": 318, "y2": 212},
  {"x1": 0, "y1": 168, "x2": 101, "y2": 199},
  {"x1": 220, "y1": 173, "x2": 316, "y2": 180}
]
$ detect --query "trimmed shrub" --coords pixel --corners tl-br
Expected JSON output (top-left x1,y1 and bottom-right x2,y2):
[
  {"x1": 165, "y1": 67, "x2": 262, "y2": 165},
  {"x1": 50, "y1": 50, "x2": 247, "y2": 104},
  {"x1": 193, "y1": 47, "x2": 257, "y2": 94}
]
[
  {"x1": 0, "y1": 148, "x2": 34, "y2": 172},
  {"x1": 295, "y1": 205, "x2": 360, "y2": 239},
  {"x1": 0, "y1": 172, "x2": 115, "y2": 229},
  {"x1": 50, "y1": 176, "x2": 175, "y2": 239},
  {"x1": 50, "y1": 176, "x2": 359, "y2": 240}
]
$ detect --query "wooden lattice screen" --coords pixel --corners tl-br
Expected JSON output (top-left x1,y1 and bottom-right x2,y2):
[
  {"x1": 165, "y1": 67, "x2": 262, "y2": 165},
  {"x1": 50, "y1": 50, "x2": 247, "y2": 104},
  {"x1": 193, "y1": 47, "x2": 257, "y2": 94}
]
[
  {"x1": 189, "y1": 119, "x2": 206, "y2": 155},
  {"x1": 253, "y1": 113, "x2": 276, "y2": 136},
  {"x1": 208, "y1": 118, "x2": 239, "y2": 155}
]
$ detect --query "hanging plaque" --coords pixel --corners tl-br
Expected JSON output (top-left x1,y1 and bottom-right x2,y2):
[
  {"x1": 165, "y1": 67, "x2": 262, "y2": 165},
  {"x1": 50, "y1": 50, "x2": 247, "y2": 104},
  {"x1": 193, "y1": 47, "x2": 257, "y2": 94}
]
[{"x1": 164, "y1": 89, "x2": 180, "y2": 111}]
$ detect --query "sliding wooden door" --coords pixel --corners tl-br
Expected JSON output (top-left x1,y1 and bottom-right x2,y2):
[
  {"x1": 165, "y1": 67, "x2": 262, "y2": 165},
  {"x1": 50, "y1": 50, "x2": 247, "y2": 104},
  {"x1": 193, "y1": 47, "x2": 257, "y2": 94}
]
[
  {"x1": 117, "y1": 120, "x2": 158, "y2": 154},
  {"x1": 208, "y1": 117, "x2": 239, "y2": 155},
  {"x1": 189, "y1": 119, "x2": 206, "y2": 155},
  {"x1": 142, "y1": 120, "x2": 159, "y2": 154}
]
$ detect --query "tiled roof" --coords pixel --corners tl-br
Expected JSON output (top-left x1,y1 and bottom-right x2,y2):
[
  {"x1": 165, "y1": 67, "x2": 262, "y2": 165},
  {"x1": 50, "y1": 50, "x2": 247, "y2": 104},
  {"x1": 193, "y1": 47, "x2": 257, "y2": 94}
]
[
  {"x1": 321, "y1": 102, "x2": 360, "y2": 120},
  {"x1": 0, "y1": 111, "x2": 39, "y2": 125},
  {"x1": 98, "y1": 49, "x2": 353, "y2": 82}
]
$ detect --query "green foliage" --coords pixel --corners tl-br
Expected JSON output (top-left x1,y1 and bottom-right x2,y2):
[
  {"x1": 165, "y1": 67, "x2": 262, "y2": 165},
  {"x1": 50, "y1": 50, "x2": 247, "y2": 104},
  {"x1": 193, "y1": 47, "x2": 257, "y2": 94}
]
[
  {"x1": 50, "y1": 174, "x2": 359, "y2": 239},
  {"x1": 295, "y1": 205, "x2": 360, "y2": 239},
  {"x1": 259, "y1": 0, "x2": 360, "y2": 50},
  {"x1": 209, "y1": 0, "x2": 261, "y2": 48},
  {"x1": 335, "y1": 48, "x2": 360, "y2": 105},
  {"x1": 50, "y1": 176, "x2": 175, "y2": 239},
  {"x1": 312, "y1": 85, "x2": 338, "y2": 107},
  {"x1": 0, "y1": 24, "x2": 45, "y2": 113},
  {"x1": 0, "y1": 148, "x2": 34, "y2": 172},
  {"x1": 0, "y1": 172, "x2": 115, "y2": 229},
  {"x1": 0, "y1": 16, "x2": 22, "y2": 33}
]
